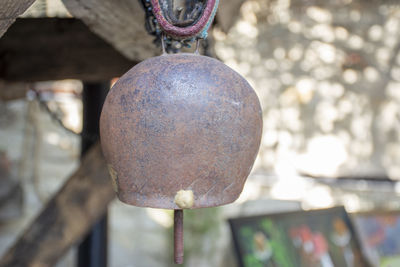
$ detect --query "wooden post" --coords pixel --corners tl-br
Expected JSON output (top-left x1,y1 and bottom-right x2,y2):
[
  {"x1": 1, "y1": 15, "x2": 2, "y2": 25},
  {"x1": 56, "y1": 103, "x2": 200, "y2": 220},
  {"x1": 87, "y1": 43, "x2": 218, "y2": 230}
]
[
  {"x1": 0, "y1": 143, "x2": 115, "y2": 267},
  {"x1": 77, "y1": 82, "x2": 109, "y2": 267}
]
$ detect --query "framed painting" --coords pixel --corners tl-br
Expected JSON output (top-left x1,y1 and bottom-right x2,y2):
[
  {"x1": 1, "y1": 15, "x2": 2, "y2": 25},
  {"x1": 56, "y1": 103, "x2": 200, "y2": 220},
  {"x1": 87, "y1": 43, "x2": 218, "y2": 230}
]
[
  {"x1": 352, "y1": 210, "x2": 400, "y2": 267},
  {"x1": 229, "y1": 206, "x2": 368, "y2": 267}
]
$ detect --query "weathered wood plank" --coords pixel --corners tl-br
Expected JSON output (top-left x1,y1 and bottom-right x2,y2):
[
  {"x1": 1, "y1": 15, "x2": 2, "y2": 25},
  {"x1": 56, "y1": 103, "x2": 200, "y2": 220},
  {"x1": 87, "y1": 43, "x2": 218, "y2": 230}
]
[
  {"x1": 61, "y1": 0, "x2": 160, "y2": 61},
  {"x1": 0, "y1": 0, "x2": 36, "y2": 37},
  {"x1": 0, "y1": 18, "x2": 136, "y2": 82},
  {"x1": 0, "y1": 143, "x2": 115, "y2": 267}
]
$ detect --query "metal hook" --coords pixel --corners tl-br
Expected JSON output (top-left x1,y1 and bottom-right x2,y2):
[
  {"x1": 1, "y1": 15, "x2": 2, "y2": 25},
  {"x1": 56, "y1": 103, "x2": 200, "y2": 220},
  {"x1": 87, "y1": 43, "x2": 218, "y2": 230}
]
[
  {"x1": 195, "y1": 38, "x2": 201, "y2": 55},
  {"x1": 161, "y1": 34, "x2": 167, "y2": 54}
]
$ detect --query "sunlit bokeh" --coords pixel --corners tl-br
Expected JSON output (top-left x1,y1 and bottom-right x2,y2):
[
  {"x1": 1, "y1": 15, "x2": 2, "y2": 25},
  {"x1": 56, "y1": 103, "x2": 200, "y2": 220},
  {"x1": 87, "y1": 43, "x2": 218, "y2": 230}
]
[{"x1": 214, "y1": 0, "x2": 400, "y2": 210}]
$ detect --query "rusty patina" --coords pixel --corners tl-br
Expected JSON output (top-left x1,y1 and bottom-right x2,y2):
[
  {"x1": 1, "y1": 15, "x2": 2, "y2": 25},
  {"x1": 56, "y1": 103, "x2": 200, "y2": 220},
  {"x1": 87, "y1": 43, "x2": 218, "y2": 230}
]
[{"x1": 100, "y1": 53, "x2": 262, "y2": 210}]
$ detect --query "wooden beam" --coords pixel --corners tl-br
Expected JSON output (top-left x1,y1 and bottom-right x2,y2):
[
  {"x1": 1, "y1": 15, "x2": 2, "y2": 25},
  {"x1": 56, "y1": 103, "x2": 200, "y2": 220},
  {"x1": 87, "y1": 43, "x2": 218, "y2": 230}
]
[
  {"x1": 0, "y1": 143, "x2": 115, "y2": 267},
  {"x1": 61, "y1": 0, "x2": 160, "y2": 61},
  {"x1": 0, "y1": 0, "x2": 245, "y2": 66},
  {"x1": 0, "y1": 0, "x2": 36, "y2": 38},
  {"x1": 60, "y1": 0, "x2": 244, "y2": 61},
  {"x1": 0, "y1": 18, "x2": 136, "y2": 82}
]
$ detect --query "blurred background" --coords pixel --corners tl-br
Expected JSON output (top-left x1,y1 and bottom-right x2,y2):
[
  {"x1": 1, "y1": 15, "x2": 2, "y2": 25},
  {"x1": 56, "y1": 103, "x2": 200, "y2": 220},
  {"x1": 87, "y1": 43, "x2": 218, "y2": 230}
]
[{"x1": 1, "y1": 0, "x2": 400, "y2": 266}]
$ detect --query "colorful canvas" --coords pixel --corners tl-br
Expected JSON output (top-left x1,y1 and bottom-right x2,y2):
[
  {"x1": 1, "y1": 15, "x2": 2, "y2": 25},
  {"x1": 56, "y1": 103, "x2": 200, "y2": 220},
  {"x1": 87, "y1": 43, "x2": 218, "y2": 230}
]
[
  {"x1": 353, "y1": 212, "x2": 400, "y2": 267},
  {"x1": 229, "y1": 207, "x2": 367, "y2": 267}
]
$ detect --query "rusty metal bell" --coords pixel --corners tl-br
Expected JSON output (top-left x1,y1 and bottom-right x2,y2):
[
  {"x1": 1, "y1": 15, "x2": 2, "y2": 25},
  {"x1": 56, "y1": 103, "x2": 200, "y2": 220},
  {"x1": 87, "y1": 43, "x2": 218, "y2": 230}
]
[{"x1": 100, "y1": 53, "x2": 262, "y2": 210}]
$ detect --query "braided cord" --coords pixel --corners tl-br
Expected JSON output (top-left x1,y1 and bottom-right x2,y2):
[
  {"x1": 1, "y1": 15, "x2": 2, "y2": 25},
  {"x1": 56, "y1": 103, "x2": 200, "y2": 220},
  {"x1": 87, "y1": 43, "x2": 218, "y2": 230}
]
[
  {"x1": 199, "y1": 0, "x2": 219, "y2": 39},
  {"x1": 150, "y1": 0, "x2": 219, "y2": 39}
]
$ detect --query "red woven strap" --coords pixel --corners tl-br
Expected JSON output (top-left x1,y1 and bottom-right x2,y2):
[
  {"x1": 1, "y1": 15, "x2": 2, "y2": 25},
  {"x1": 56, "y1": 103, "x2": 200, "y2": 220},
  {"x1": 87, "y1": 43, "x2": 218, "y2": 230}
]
[{"x1": 151, "y1": 0, "x2": 217, "y2": 39}]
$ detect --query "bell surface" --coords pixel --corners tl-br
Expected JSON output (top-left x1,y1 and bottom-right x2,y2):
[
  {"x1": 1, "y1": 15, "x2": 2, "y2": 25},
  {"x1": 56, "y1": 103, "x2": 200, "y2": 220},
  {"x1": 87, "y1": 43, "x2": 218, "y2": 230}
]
[{"x1": 100, "y1": 53, "x2": 262, "y2": 209}]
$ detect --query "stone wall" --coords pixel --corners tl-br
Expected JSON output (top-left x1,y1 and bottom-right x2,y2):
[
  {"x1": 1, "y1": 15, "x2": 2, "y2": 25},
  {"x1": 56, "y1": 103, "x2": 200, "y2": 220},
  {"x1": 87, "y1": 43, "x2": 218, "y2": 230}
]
[{"x1": 214, "y1": 0, "x2": 400, "y2": 180}]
